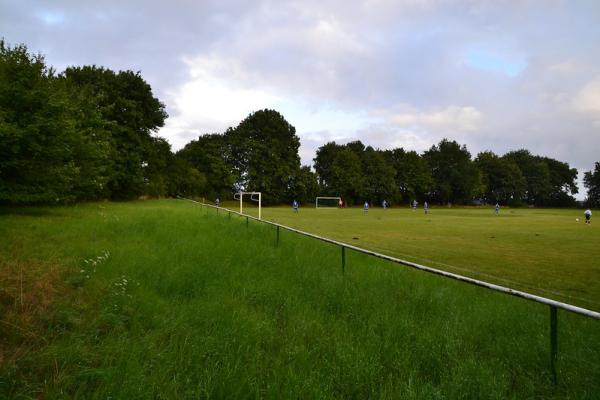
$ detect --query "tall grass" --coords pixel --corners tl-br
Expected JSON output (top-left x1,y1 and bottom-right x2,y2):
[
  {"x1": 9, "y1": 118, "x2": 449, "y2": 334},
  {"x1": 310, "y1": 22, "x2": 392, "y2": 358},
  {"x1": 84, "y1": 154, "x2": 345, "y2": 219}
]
[{"x1": 1, "y1": 200, "x2": 599, "y2": 399}]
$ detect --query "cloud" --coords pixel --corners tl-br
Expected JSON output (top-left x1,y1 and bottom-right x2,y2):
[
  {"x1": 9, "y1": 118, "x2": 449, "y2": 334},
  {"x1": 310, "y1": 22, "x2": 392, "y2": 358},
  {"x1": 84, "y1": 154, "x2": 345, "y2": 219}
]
[
  {"x1": 161, "y1": 55, "x2": 281, "y2": 150},
  {"x1": 573, "y1": 77, "x2": 600, "y2": 115},
  {"x1": 389, "y1": 105, "x2": 484, "y2": 133}
]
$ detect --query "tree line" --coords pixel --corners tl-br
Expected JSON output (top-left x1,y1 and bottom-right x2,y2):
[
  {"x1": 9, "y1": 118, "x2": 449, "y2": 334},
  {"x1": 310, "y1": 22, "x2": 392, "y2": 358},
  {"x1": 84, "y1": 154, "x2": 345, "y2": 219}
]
[{"x1": 2, "y1": 40, "x2": 599, "y2": 207}]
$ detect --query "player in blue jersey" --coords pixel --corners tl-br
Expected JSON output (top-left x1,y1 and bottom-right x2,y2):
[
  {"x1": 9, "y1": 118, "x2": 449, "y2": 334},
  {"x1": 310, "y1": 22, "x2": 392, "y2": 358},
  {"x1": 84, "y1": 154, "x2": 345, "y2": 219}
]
[
  {"x1": 585, "y1": 209, "x2": 592, "y2": 224},
  {"x1": 292, "y1": 200, "x2": 299, "y2": 213},
  {"x1": 363, "y1": 201, "x2": 369, "y2": 213}
]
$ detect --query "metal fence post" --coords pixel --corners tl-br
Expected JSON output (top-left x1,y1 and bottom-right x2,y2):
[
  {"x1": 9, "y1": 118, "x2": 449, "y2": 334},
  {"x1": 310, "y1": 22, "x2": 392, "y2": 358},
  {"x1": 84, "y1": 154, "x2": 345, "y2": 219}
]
[
  {"x1": 550, "y1": 306, "x2": 558, "y2": 384},
  {"x1": 341, "y1": 246, "x2": 346, "y2": 273},
  {"x1": 276, "y1": 225, "x2": 280, "y2": 246}
]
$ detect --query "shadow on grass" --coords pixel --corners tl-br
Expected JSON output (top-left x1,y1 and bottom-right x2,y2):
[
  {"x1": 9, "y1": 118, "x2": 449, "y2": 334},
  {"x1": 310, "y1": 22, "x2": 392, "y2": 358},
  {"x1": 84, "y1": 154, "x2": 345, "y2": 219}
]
[{"x1": 0, "y1": 206, "x2": 65, "y2": 217}]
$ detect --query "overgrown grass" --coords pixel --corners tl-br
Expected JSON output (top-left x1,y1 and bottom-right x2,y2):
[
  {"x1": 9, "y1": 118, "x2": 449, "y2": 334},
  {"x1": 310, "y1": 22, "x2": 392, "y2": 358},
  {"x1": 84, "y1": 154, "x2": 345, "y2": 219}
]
[{"x1": 1, "y1": 200, "x2": 599, "y2": 398}]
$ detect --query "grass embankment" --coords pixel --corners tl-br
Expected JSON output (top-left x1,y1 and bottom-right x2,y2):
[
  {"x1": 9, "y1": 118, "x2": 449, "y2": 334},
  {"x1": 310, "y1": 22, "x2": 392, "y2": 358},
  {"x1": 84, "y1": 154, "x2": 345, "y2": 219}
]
[
  {"x1": 257, "y1": 205, "x2": 600, "y2": 310},
  {"x1": 1, "y1": 200, "x2": 599, "y2": 398}
]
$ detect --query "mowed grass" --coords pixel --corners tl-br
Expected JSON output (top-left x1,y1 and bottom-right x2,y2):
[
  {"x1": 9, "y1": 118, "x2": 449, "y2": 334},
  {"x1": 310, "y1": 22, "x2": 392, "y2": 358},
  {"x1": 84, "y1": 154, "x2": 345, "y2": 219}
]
[
  {"x1": 0, "y1": 200, "x2": 599, "y2": 399},
  {"x1": 246, "y1": 204, "x2": 600, "y2": 310}
]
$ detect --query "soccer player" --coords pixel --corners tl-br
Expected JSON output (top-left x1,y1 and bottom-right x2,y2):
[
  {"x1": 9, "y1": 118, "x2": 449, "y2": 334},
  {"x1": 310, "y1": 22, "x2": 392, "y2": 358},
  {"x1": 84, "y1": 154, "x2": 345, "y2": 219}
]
[
  {"x1": 495, "y1": 203, "x2": 500, "y2": 215},
  {"x1": 382, "y1": 199, "x2": 388, "y2": 210},
  {"x1": 424, "y1": 201, "x2": 429, "y2": 214},
  {"x1": 585, "y1": 209, "x2": 592, "y2": 224},
  {"x1": 292, "y1": 200, "x2": 299, "y2": 213},
  {"x1": 215, "y1": 197, "x2": 220, "y2": 207},
  {"x1": 412, "y1": 200, "x2": 417, "y2": 211},
  {"x1": 363, "y1": 201, "x2": 369, "y2": 213},
  {"x1": 338, "y1": 198, "x2": 343, "y2": 208}
]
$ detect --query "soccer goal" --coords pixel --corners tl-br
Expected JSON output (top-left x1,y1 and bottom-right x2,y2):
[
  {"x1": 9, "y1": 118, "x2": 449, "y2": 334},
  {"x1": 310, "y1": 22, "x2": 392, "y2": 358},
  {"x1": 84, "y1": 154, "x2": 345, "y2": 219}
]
[
  {"x1": 234, "y1": 191, "x2": 262, "y2": 220},
  {"x1": 315, "y1": 197, "x2": 342, "y2": 209}
]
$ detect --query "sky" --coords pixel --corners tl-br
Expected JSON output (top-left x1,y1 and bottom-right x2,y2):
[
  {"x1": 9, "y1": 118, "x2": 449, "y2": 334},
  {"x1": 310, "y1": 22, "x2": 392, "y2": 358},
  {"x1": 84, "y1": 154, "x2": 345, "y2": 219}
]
[{"x1": 2, "y1": 0, "x2": 599, "y2": 198}]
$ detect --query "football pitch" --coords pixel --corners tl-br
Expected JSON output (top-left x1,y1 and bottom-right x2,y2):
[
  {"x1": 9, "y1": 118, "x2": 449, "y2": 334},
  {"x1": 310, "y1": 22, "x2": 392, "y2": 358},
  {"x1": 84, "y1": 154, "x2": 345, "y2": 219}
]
[{"x1": 239, "y1": 204, "x2": 600, "y2": 310}]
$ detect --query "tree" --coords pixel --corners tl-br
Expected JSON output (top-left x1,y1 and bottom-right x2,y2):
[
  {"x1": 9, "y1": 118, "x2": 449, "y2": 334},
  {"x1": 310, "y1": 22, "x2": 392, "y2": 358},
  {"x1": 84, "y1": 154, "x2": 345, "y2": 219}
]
[
  {"x1": 177, "y1": 134, "x2": 235, "y2": 199},
  {"x1": 543, "y1": 157, "x2": 578, "y2": 206},
  {"x1": 385, "y1": 148, "x2": 433, "y2": 203},
  {"x1": 166, "y1": 157, "x2": 207, "y2": 198},
  {"x1": 144, "y1": 137, "x2": 172, "y2": 198},
  {"x1": 63, "y1": 66, "x2": 168, "y2": 199},
  {"x1": 314, "y1": 141, "x2": 343, "y2": 191},
  {"x1": 584, "y1": 162, "x2": 600, "y2": 207},
  {"x1": 0, "y1": 41, "x2": 108, "y2": 203},
  {"x1": 423, "y1": 139, "x2": 481, "y2": 204},
  {"x1": 227, "y1": 109, "x2": 301, "y2": 204},
  {"x1": 503, "y1": 150, "x2": 577, "y2": 206},
  {"x1": 288, "y1": 166, "x2": 319, "y2": 205},
  {"x1": 329, "y1": 148, "x2": 364, "y2": 205},
  {"x1": 361, "y1": 148, "x2": 398, "y2": 204},
  {"x1": 475, "y1": 151, "x2": 526, "y2": 205}
]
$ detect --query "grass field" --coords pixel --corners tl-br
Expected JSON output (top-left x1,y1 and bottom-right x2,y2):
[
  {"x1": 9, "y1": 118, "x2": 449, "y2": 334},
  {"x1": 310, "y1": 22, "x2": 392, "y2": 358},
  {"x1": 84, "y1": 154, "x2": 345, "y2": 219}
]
[
  {"x1": 1, "y1": 200, "x2": 599, "y2": 398},
  {"x1": 235, "y1": 203, "x2": 600, "y2": 310}
]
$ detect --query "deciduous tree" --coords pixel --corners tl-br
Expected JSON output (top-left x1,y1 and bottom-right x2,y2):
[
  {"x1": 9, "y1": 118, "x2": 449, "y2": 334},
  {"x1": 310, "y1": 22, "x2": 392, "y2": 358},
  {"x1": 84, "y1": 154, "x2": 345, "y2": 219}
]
[
  {"x1": 227, "y1": 109, "x2": 300, "y2": 204},
  {"x1": 584, "y1": 162, "x2": 600, "y2": 207}
]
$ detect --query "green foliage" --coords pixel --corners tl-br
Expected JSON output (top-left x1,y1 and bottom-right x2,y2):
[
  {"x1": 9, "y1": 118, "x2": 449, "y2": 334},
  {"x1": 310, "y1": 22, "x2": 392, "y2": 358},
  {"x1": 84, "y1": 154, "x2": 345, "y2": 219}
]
[
  {"x1": 330, "y1": 148, "x2": 364, "y2": 204},
  {"x1": 385, "y1": 148, "x2": 433, "y2": 203},
  {"x1": 361, "y1": 147, "x2": 398, "y2": 204},
  {"x1": 62, "y1": 66, "x2": 168, "y2": 200},
  {"x1": 228, "y1": 109, "x2": 301, "y2": 204},
  {"x1": 504, "y1": 150, "x2": 578, "y2": 206},
  {"x1": 0, "y1": 40, "x2": 169, "y2": 203},
  {"x1": 314, "y1": 141, "x2": 398, "y2": 205},
  {"x1": 177, "y1": 133, "x2": 235, "y2": 199},
  {"x1": 584, "y1": 162, "x2": 600, "y2": 207},
  {"x1": 423, "y1": 139, "x2": 481, "y2": 204},
  {"x1": 288, "y1": 165, "x2": 319, "y2": 205},
  {"x1": 475, "y1": 151, "x2": 526, "y2": 204},
  {"x1": 166, "y1": 157, "x2": 207, "y2": 198},
  {"x1": 313, "y1": 141, "x2": 342, "y2": 190},
  {"x1": 0, "y1": 40, "x2": 109, "y2": 203}
]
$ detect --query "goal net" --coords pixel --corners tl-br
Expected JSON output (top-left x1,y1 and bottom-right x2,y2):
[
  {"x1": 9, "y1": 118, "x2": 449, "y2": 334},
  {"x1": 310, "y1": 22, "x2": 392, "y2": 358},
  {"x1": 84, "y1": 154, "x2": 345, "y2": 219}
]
[
  {"x1": 316, "y1": 197, "x2": 341, "y2": 208},
  {"x1": 234, "y1": 192, "x2": 262, "y2": 220}
]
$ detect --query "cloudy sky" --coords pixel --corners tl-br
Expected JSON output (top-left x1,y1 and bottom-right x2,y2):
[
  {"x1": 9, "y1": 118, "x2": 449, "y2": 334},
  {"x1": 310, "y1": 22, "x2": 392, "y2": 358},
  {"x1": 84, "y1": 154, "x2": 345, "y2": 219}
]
[{"x1": 2, "y1": 0, "x2": 599, "y2": 196}]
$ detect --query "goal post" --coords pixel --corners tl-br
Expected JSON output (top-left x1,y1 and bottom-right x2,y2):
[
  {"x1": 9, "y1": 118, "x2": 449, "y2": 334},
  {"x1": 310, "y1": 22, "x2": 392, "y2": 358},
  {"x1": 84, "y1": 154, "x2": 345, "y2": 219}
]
[
  {"x1": 234, "y1": 191, "x2": 262, "y2": 220},
  {"x1": 315, "y1": 196, "x2": 342, "y2": 209}
]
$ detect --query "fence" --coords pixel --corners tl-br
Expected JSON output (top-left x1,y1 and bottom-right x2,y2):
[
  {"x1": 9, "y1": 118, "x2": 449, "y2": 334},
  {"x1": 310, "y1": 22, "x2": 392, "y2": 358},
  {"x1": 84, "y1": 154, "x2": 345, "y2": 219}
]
[{"x1": 181, "y1": 197, "x2": 600, "y2": 383}]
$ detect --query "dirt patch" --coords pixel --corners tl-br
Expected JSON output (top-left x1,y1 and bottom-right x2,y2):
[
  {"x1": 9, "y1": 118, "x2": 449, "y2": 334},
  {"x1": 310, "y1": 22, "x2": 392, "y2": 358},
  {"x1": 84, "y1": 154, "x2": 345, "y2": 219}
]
[{"x1": 0, "y1": 258, "x2": 65, "y2": 368}]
